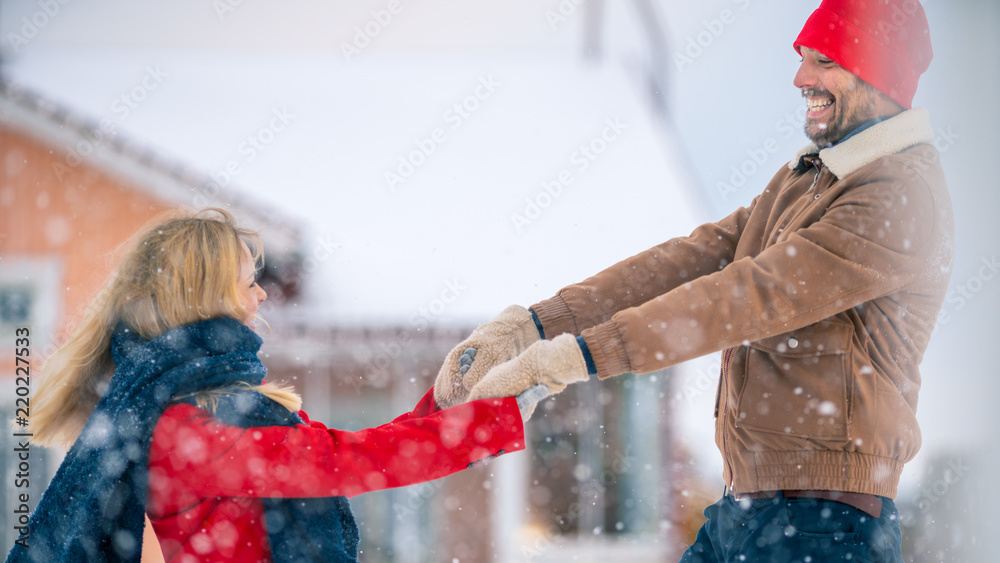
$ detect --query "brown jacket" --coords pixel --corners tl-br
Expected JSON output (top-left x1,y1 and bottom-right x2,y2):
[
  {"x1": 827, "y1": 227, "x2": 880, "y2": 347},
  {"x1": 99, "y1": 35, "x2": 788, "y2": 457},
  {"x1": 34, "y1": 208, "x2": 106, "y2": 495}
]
[{"x1": 531, "y1": 108, "x2": 954, "y2": 499}]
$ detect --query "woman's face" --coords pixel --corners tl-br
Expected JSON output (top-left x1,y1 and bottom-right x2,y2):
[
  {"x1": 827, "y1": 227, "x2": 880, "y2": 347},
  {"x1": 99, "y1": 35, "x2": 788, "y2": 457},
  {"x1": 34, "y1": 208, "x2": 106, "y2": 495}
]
[{"x1": 237, "y1": 240, "x2": 267, "y2": 328}]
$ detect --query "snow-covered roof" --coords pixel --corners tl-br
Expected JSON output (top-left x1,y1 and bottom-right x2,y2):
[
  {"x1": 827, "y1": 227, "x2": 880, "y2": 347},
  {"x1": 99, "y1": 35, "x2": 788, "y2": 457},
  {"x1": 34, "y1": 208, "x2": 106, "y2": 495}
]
[
  {"x1": 3, "y1": 47, "x2": 703, "y2": 325},
  {"x1": 0, "y1": 77, "x2": 304, "y2": 254}
]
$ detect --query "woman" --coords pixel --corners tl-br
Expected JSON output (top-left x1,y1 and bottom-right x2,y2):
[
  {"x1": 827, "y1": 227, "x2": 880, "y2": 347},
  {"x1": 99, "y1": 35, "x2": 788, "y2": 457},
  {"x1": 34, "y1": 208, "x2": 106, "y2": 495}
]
[{"x1": 8, "y1": 208, "x2": 525, "y2": 563}]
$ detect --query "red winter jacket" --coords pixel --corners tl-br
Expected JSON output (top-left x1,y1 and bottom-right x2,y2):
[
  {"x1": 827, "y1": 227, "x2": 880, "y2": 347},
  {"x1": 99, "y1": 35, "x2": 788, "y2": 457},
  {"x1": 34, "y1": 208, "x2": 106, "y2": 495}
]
[{"x1": 145, "y1": 388, "x2": 524, "y2": 562}]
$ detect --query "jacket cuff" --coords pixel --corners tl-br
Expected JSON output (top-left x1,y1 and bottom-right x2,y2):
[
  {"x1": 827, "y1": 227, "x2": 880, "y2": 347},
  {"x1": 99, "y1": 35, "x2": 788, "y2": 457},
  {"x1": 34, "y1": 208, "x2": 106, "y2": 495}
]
[
  {"x1": 530, "y1": 294, "x2": 579, "y2": 338},
  {"x1": 463, "y1": 396, "x2": 527, "y2": 466},
  {"x1": 576, "y1": 336, "x2": 598, "y2": 376},
  {"x1": 529, "y1": 308, "x2": 546, "y2": 340},
  {"x1": 581, "y1": 322, "x2": 632, "y2": 379}
]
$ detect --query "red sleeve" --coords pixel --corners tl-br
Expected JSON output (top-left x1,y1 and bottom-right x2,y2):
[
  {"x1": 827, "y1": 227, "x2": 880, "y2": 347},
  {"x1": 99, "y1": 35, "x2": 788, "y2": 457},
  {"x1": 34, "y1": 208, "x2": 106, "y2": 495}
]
[
  {"x1": 148, "y1": 389, "x2": 523, "y2": 500},
  {"x1": 295, "y1": 388, "x2": 441, "y2": 429},
  {"x1": 293, "y1": 410, "x2": 328, "y2": 429},
  {"x1": 390, "y1": 387, "x2": 442, "y2": 421}
]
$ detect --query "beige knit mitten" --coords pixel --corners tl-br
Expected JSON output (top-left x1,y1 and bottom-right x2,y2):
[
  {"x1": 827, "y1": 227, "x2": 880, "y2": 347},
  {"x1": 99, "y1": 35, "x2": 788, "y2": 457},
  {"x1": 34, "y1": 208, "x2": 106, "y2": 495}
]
[
  {"x1": 468, "y1": 333, "x2": 590, "y2": 419},
  {"x1": 433, "y1": 305, "x2": 541, "y2": 408}
]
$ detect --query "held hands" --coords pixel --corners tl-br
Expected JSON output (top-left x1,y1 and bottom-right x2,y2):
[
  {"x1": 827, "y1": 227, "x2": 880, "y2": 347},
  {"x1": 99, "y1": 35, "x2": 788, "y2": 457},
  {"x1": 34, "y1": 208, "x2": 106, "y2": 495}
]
[
  {"x1": 433, "y1": 305, "x2": 541, "y2": 408},
  {"x1": 468, "y1": 334, "x2": 591, "y2": 420}
]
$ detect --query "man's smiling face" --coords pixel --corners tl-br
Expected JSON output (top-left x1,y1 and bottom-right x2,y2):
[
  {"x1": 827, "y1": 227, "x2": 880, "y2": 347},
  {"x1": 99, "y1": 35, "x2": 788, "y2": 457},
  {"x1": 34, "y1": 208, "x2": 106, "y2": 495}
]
[{"x1": 793, "y1": 46, "x2": 883, "y2": 147}]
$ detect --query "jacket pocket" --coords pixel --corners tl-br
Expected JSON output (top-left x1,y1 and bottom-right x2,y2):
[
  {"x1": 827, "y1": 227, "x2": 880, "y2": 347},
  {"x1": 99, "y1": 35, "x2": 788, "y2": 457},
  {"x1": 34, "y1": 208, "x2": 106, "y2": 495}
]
[{"x1": 735, "y1": 318, "x2": 854, "y2": 440}]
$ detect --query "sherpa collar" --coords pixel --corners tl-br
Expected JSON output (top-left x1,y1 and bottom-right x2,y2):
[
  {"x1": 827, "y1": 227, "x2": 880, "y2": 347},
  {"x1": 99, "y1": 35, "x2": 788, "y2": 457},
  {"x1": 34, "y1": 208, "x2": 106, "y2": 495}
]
[{"x1": 788, "y1": 107, "x2": 935, "y2": 179}]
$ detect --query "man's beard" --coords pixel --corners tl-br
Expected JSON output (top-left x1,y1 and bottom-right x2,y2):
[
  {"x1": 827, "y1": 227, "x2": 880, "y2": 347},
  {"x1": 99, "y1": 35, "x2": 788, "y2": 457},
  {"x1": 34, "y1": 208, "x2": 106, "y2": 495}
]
[{"x1": 803, "y1": 79, "x2": 879, "y2": 147}]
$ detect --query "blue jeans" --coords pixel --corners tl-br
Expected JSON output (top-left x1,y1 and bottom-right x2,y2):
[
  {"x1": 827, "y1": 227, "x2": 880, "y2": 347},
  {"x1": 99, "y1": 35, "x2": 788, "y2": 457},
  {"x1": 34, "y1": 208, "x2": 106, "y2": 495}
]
[{"x1": 679, "y1": 491, "x2": 902, "y2": 562}]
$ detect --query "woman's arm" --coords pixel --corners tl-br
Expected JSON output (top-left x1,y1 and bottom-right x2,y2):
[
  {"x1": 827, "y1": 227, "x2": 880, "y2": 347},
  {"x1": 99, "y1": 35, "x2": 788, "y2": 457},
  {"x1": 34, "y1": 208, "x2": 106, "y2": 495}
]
[
  {"x1": 295, "y1": 387, "x2": 442, "y2": 429},
  {"x1": 147, "y1": 388, "x2": 523, "y2": 501}
]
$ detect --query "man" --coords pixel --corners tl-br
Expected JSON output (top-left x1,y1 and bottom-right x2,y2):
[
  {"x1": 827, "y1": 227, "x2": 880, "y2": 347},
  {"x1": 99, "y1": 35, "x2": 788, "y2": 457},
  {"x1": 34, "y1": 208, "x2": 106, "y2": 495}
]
[{"x1": 435, "y1": 0, "x2": 952, "y2": 560}]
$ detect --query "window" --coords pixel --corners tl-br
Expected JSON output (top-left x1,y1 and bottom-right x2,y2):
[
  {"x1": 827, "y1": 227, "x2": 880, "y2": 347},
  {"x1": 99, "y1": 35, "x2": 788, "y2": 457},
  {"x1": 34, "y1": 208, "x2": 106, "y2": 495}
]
[{"x1": 521, "y1": 370, "x2": 673, "y2": 555}]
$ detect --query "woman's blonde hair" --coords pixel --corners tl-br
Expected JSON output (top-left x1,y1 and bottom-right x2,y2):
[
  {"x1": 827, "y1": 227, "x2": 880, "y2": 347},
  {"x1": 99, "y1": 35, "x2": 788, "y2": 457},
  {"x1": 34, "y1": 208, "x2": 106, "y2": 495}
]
[{"x1": 30, "y1": 207, "x2": 301, "y2": 449}]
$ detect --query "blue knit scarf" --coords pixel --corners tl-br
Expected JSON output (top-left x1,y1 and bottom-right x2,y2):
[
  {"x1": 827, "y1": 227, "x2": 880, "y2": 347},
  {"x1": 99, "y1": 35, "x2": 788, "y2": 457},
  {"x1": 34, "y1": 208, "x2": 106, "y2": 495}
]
[{"x1": 6, "y1": 317, "x2": 359, "y2": 563}]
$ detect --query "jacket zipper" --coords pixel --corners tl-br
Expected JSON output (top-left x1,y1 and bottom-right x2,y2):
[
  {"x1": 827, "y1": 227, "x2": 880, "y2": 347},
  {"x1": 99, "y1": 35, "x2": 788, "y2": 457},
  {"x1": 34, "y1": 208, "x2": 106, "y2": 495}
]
[
  {"x1": 808, "y1": 168, "x2": 821, "y2": 191},
  {"x1": 720, "y1": 346, "x2": 736, "y2": 492},
  {"x1": 723, "y1": 166, "x2": 821, "y2": 496}
]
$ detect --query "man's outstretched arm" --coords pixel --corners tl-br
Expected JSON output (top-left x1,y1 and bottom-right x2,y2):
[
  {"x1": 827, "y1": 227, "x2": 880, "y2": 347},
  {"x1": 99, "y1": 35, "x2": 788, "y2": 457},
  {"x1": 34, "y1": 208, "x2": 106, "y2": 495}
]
[{"x1": 532, "y1": 201, "x2": 754, "y2": 339}]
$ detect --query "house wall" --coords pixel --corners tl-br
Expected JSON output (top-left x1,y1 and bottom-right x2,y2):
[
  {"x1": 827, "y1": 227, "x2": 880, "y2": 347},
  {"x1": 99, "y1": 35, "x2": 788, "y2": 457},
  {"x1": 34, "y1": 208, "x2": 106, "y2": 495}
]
[
  {"x1": 0, "y1": 122, "x2": 171, "y2": 340},
  {"x1": 0, "y1": 120, "x2": 174, "y2": 553}
]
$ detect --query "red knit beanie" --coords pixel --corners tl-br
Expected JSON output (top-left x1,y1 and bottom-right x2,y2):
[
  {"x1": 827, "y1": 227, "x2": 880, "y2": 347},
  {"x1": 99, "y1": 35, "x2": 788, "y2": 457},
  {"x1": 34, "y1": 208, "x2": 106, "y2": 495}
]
[{"x1": 794, "y1": 0, "x2": 933, "y2": 109}]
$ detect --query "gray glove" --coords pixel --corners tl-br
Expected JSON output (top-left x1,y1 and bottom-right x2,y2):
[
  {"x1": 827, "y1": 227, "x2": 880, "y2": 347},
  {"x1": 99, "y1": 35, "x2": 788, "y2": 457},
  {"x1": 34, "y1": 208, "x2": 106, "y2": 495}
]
[
  {"x1": 433, "y1": 305, "x2": 541, "y2": 408},
  {"x1": 515, "y1": 384, "x2": 551, "y2": 421}
]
